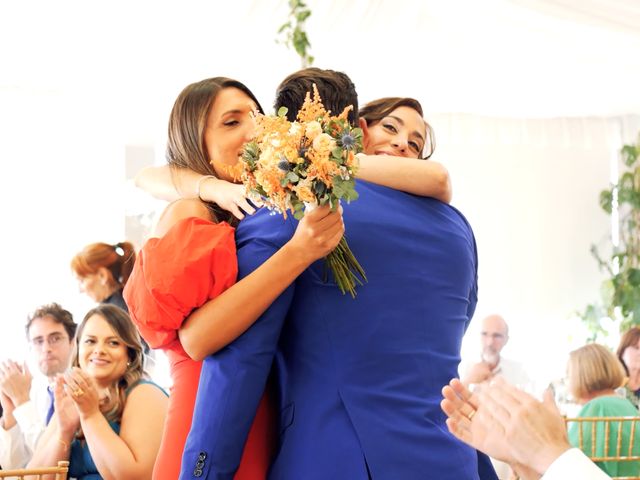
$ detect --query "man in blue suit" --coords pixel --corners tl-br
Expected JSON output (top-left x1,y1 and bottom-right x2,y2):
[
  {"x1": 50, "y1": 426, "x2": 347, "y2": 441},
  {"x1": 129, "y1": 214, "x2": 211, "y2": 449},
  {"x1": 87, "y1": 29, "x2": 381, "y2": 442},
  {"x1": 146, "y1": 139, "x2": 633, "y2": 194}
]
[{"x1": 181, "y1": 68, "x2": 495, "y2": 479}]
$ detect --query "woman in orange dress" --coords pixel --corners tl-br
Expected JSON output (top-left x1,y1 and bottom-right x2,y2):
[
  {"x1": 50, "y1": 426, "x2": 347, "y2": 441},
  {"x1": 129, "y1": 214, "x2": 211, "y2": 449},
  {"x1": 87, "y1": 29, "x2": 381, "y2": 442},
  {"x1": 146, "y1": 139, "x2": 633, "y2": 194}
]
[{"x1": 123, "y1": 77, "x2": 344, "y2": 480}]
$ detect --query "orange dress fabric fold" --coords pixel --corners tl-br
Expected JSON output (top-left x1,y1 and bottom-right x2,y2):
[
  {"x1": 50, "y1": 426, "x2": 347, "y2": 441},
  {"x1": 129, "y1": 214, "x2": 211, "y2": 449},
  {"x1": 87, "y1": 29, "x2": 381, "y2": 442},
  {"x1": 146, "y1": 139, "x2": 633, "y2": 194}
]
[{"x1": 124, "y1": 217, "x2": 275, "y2": 480}]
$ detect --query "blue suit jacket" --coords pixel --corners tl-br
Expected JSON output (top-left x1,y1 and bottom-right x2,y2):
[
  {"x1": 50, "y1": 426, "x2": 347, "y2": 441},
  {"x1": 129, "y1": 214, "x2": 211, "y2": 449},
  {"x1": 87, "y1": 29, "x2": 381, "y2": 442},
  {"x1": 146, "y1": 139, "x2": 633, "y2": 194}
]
[{"x1": 181, "y1": 181, "x2": 494, "y2": 480}]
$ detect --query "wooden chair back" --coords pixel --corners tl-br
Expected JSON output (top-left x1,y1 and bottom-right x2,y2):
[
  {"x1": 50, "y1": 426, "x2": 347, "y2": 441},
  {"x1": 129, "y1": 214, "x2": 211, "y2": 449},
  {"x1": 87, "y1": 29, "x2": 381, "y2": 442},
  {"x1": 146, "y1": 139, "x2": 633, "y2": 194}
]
[
  {"x1": 566, "y1": 416, "x2": 640, "y2": 480},
  {"x1": 0, "y1": 460, "x2": 69, "y2": 480}
]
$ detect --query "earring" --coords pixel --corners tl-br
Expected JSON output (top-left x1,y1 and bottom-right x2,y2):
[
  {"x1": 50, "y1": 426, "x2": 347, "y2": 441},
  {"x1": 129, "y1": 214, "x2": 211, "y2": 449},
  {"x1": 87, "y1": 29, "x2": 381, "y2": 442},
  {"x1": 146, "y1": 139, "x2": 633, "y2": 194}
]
[{"x1": 127, "y1": 362, "x2": 131, "y2": 367}]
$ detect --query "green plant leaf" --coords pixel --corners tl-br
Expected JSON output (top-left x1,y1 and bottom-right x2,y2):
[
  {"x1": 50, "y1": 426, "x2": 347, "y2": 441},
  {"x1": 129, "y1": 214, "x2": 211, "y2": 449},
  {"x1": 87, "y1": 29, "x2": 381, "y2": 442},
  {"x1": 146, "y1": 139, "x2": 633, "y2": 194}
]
[
  {"x1": 628, "y1": 268, "x2": 640, "y2": 286},
  {"x1": 599, "y1": 189, "x2": 613, "y2": 214},
  {"x1": 621, "y1": 145, "x2": 639, "y2": 167}
]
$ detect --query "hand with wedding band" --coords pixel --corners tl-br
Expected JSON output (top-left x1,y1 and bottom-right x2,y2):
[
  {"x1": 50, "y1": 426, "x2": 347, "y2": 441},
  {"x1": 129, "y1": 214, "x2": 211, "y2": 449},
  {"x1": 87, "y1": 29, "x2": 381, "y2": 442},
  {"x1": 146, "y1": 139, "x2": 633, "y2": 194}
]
[
  {"x1": 63, "y1": 367, "x2": 101, "y2": 419},
  {"x1": 440, "y1": 378, "x2": 512, "y2": 463},
  {"x1": 441, "y1": 377, "x2": 571, "y2": 479}
]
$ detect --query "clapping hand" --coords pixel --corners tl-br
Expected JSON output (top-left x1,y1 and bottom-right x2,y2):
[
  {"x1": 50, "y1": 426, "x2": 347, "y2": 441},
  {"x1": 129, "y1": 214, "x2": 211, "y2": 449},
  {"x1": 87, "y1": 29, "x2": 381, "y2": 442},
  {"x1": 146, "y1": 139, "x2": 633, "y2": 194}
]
[
  {"x1": 0, "y1": 360, "x2": 33, "y2": 407},
  {"x1": 53, "y1": 376, "x2": 80, "y2": 438},
  {"x1": 63, "y1": 367, "x2": 101, "y2": 419},
  {"x1": 464, "y1": 361, "x2": 493, "y2": 386},
  {"x1": 441, "y1": 377, "x2": 569, "y2": 479},
  {"x1": 440, "y1": 378, "x2": 513, "y2": 460}
]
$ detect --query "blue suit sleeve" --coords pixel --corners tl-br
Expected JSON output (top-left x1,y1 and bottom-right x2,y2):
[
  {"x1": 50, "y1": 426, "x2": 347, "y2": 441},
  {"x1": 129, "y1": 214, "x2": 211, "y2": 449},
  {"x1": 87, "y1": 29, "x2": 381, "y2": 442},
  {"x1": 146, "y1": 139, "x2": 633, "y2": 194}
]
[
  {"x1": 180, "y1": 213, "x2": 296, "y2": 480},
  {"x1": 464, "y1": 227, "x2": 479, "y2": 333}
]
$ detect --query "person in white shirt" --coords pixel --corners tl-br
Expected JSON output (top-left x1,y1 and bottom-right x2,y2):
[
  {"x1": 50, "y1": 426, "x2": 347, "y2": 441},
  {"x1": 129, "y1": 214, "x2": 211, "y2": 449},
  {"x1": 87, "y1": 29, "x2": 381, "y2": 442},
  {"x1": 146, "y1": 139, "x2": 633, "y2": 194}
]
[
  {"x1": 441, "y1": 377, "x2": 611, "y2": 480},
  {"x1": 460, "y1": 314, "x2": 531, "y2": 478},
  {"x1": 462, "y1": 314, "x2": 530, "y2": 389},
  {"x1": 0, "y1": 303, "x2": 76, "y2": 469}
]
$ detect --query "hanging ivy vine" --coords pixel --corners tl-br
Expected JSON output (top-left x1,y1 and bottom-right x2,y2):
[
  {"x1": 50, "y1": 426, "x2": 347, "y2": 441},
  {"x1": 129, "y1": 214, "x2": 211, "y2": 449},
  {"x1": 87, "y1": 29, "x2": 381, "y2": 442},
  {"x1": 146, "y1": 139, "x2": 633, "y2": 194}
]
[{"x1": 277, "y1": 0, "x2": 314, "y2": 68}]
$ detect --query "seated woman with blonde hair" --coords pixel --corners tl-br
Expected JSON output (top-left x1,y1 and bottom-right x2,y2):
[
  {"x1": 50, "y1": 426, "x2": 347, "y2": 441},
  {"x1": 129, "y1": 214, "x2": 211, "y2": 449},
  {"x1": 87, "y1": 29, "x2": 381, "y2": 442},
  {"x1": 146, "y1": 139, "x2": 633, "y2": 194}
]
[
  {"x1": 566, "y1": 343, "x2": 640, "y2": 479},
  {"x1": 27, "y1": 304, "x2": 168, "y2": 479}
]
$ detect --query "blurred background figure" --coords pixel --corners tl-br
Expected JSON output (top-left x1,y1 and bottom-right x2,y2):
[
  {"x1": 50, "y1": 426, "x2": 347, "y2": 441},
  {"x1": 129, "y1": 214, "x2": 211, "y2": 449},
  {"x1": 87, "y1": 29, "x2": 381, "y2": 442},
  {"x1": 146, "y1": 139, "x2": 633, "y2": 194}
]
[
  {"x1": 566, "y1": 343, "x2": 640, "y2": 479},
  {"x1": 70, "y1": 241, "x2": 153, "y2": 364},
  {"x1": 0, "y1": 303, "x2": 76, "y2": 469},
  {"x1": 70, "y1": 241, "x2": 136, "y2": 313},
  {"x1": 460, "y1": 313, "x2": 531, "y2": 479},
  {"x1": 461, "y1": 314, "x2": 531, "y2": 390},
  {"x1": 617, "y1": 327, "x2": 640, "y2": 409}
]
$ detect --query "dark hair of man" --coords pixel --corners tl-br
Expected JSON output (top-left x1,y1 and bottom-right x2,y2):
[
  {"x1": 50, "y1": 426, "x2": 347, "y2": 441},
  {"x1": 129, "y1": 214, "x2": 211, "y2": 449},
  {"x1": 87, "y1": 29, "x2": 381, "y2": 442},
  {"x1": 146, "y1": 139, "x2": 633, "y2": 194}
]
[
  {"x1": 274, "y1": 68, "x2": 358, "y2": 126},
  {"x1": 359, "y1": 97, "x2": 436, "y2": 159},
  {"x1": 26, "y1": 303, "x2": 77, "y2": 341}
]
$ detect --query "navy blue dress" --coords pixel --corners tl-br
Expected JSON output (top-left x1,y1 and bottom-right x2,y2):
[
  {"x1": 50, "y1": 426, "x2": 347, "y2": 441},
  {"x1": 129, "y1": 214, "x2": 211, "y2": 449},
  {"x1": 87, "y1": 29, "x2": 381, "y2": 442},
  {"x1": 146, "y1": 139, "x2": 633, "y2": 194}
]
[{"x1": 68, "y1": 380, "x2": 166, "y2": 480}]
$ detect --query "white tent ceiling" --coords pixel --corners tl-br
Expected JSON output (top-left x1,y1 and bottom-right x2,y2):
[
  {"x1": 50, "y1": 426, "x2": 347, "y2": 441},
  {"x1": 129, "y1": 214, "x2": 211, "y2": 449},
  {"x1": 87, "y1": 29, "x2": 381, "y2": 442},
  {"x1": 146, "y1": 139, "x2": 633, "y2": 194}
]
[{"x1": 1, "y1": 0, "x2": 639, "y2": 138}]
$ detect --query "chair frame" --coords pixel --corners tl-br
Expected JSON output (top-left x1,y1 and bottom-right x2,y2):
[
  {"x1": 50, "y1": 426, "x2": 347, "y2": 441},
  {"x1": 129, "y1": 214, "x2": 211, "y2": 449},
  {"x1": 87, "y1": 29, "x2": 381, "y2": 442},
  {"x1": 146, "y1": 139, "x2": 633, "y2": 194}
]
[
  {"x1": 566, "y1": 416, "x2": 640, "y2": 480},
  {"x1": 0, "y1": 460, "x2": 69, "y2": 480}
]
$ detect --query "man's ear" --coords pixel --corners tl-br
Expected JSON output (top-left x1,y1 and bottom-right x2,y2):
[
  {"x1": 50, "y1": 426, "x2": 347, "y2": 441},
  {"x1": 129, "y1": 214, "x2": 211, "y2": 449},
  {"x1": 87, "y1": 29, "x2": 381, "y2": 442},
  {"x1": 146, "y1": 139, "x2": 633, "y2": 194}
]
[{"x1": 359, "y1": 118, "x2": 369, "y2": 149}]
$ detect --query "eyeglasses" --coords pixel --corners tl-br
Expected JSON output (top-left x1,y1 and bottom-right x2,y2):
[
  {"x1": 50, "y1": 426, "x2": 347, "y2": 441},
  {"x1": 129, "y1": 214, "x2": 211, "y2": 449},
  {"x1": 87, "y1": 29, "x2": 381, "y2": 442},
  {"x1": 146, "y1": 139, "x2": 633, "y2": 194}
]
[
  {"x1": 480, "y1": 332, "x2": 506, "y2": 340},
  {"x1": 30, "y1": 333, "x2": 69, "y2": 349}
]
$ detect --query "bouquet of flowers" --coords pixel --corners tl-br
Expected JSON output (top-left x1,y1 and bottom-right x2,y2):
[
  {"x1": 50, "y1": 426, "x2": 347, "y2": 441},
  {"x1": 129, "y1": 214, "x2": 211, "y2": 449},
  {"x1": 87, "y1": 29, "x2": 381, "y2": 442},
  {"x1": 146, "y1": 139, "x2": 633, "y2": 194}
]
[{"x1": 240, "y1": 85, "x2": 366, "y2": 297}]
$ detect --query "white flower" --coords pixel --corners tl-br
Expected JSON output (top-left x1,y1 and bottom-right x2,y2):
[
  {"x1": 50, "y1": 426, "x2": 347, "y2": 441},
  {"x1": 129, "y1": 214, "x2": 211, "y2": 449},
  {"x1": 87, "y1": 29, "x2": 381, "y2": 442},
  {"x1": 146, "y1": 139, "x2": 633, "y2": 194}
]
[
  {"x1": 305, "y1": 121, "x2": 323, "y2": 141},
  {"x1": 312, "y1": 133, "x2": 336, "y2": 152},
  {"x1": 289, "y1": 123, "x2": 302, "y2": 136}
]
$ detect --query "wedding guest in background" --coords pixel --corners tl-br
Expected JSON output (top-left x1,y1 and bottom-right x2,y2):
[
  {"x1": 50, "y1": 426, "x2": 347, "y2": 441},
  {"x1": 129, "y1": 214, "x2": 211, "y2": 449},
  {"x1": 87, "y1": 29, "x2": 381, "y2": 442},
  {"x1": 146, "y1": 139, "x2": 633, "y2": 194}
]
[
  {"x1": 71, "y1": 241, "x2": 136, "y2": 313},
  {"x1": 181, "y1": 68, "x2": 493, "y2": 479},
  {"x1": 461, "y1": 314, "x2": 530, "y2": 391},
  {"x1": 441, "y1": 377, "x2": 612, "y2": 480},
  {"x1": 71, "y1": 241, "x2": 153, "y2": 359},
  {"x1": 124, "y1": 76, "x2": 345, "y2": 480},
  {"x1": 28, "y1": 304, "x2": 167, "y2": 480},
  {"x1": 460, "y1": 314, "x2": 531, "y2": 479},
  {"x1": 617, "y1": 326, "x2": 640, "y2": 409},
  {"x1": 565, "y1": 343, "x2": 640, "y2": 478},
  {"x1": 0, "y1": 303, "x2": 76, "y2": 469}
]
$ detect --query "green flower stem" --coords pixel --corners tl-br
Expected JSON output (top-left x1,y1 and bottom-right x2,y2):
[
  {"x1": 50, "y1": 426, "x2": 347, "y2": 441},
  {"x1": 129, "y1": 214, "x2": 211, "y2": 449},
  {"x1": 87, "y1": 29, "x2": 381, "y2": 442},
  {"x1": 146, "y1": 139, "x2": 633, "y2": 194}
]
[{"x1": 324, "y1": 236, "x2": 367, "y2": 298}]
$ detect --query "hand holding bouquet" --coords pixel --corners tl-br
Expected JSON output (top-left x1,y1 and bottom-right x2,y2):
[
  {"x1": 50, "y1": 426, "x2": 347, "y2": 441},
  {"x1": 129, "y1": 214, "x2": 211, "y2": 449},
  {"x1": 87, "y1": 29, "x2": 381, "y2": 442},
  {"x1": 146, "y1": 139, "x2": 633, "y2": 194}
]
[{"x1": 240, "y1": 85, "x2": 366, "y2": 297}]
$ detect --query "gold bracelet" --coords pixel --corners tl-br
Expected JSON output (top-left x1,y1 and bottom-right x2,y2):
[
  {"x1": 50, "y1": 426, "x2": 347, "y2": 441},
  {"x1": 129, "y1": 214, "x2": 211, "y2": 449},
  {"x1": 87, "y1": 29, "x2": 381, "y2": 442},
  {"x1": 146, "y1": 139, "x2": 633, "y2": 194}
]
[
  {"x1": 196, "y1": 175, "x2": 216, "y2": 201},
  {"x1": 57, "y1": 437, "x2": 69, "y2": 450}
]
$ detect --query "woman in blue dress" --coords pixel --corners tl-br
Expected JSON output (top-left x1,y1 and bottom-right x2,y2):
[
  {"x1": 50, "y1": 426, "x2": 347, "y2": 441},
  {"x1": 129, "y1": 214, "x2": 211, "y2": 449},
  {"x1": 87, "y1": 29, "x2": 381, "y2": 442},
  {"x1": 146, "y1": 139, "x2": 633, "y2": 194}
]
[{"x1": 28, "y1": 304, "x2": 168, "y2": 479}]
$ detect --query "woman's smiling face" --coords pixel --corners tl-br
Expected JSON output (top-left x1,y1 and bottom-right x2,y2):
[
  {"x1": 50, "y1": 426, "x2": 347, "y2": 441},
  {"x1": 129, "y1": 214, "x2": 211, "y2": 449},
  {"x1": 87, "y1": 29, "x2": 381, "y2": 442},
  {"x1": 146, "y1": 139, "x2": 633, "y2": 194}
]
[
  {"x1": 364, "y1": 105, "x2": 427, "y2": 158},
  {"x1": 78, "y1": 313, "x2": 129, "y2": 388}
]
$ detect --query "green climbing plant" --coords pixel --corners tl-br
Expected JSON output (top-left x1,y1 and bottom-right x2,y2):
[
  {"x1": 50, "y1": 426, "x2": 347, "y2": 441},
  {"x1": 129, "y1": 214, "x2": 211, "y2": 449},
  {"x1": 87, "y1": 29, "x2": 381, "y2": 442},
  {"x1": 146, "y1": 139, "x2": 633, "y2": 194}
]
[
  {"x1": 277, "y1": 0, "x2": 314, "y2": 68},
  {"x1": 579, "y1": 133, "x2": 640, "y2": 340}
]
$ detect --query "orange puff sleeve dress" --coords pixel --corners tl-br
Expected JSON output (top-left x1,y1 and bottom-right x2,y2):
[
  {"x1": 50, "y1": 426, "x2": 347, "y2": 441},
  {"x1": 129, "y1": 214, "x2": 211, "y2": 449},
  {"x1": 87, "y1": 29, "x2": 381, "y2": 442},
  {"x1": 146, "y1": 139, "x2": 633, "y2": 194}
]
[{"x1": 124, "y1": 217, "x2": 275, "y2": 480}]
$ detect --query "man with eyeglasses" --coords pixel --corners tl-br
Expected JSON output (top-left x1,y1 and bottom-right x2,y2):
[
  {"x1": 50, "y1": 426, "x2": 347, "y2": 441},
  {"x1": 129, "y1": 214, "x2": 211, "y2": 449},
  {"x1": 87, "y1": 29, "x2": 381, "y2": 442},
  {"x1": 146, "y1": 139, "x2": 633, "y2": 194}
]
[
  {"x1": 461, "y1": 314, "x2": 530, "y2": 390},
  {"x1": 0, "y1": 303, "x2": 76, "y2": 469},
  {"x1": 460, "y1": 313, "x2": 531, "y2": 479}
]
